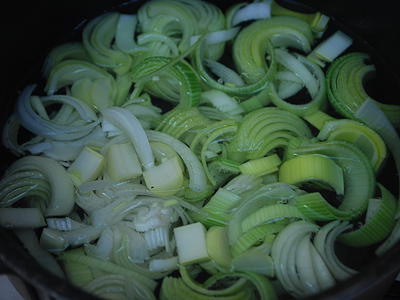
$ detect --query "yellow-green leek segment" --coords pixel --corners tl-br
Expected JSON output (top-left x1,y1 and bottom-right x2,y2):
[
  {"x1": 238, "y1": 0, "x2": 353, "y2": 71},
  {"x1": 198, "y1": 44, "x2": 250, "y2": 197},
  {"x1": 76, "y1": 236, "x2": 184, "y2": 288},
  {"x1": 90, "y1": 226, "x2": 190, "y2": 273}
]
[{"x1": 279, "y1": 154, "x2": 344, "y2": 195}]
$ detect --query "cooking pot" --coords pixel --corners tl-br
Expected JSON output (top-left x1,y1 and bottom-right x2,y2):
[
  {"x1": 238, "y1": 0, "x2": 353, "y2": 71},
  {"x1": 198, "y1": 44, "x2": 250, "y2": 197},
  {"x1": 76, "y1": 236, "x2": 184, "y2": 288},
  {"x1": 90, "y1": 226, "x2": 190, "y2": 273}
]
[{"x1": 1, "y1": 0, "x2": 400, "y2": 299}]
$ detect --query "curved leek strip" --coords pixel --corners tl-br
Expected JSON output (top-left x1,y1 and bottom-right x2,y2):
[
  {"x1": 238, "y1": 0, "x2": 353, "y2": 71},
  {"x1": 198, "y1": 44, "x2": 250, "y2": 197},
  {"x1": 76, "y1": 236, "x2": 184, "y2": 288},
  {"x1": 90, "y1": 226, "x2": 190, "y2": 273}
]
[
  {"x1": 231, "y1": 223, "x2": 285, "y2": 257},
  {"x1": 269, "y1": 51, "x2": 327, "y2": 116},
  {"x1": 59, "y1": 251, "x2": 157, "y2": 291},
  {"x1": 270, "y1": 0, "x2": 329, "y2": 33},
  {"x1": 102, "y1": 107, "x2": 155, "y2": 170},
  {"x1": 82, "y1": 12, "x2": 132, "y2": 74},
  {"x1": 339, "y1": 184, "x2": 396, "y2": 247},
  {"x1": 179, "y1": 266, "x2": 246, "y2": 296},
  {"x1": 42, "y1": 42, "x2": 90, "y2": 77},
  {"x1": 318, "y1": 119, "x2": 387, "y2": 171},
  {"x1": 0, "y1": 208, "x2": 45, "y2": 228},
  {"x1": 45, "y1": 59, "x2": 112, "y2": 95},
  {"x1": 17, "y1": 86, "x2": 99, "y2": 141},
  {"x1": 146, "y1": 130, "x2": 207, "y2": 192},
  {"x1": 115, "y1": 14, "x2": 146, "y2": 54},
  {"x1": 3, "y1": 156, "x2": 74, "y2": 216},
  {"x1": 131, "y1": 56, "x2": 202, "y2": 107},
  {"x1": 239, "y1": 154, "x2": 281, "y2": 176},
  {"x1": 326, "y1": 52, "x2": 400, "y2": 128},
  {"x1": 271, "y1": 221, "x2": 320, "y2": 298},
  {"x1": 231, "y1": 1, "x2": 271, "y2": 26},
  {"x1": 200, "y1": 124, "x2": 238, "y2": 185},
  {"x1": 233, "y1": 17, "x2": 313, "y2": 84},
  {"x1": 294, "y1": 192, "x2": 353, "y2": 221},
  {"x1": 356, "y1": 99, "x2": 400, "y2": 196},
  {"x1": 14, "y1": 229, "x2": 65, "y2": 278},
  {"x1": 293, "y1": 141, "x2": 375, "y2": 217},
  {"x1": 160, "y1": 276, "x2": 253, "y2": 300},
  {"x1": 279, "y1": 154, "x2": 344, "y2": 195},
  {"x1": 303, "y1": 110, "x2": 336, "y2": 130},
  {"x1": 313, "y1": 221, "x2": 357, "y2": 280},
  {"x1": 84, "y1": 274, "x2": 156, "y2": 300},
  {"x1": 241, "y1": 203, "x2": 305, "y2": 233},
  {"x1": 227, "y1": 107, "x2": 311, "y2": 162},
  {"x1": 137, "y1": 33, "x2": 179, "y2": 57},
  {"x1": 156, "y1": 107, "x2": 211, "y2": 140},
  {"x1": 194, "y1": 38, "x2": 276, "y2": 96},
  {"x1": 308, "y1": 31, "x2": 352, "y2": 68},
  {"x1": 231, "y1": 249, "x2": 275, "y2": 277},
  {"x1": 201, "y1": 90, "x2": 244, "y2": 116},
  {"x1": 204, "y1": 59, "x2": 245, "y2": 87},
  {"x1": 228, "y1": 182, "x2": 302, "y2": 245}
]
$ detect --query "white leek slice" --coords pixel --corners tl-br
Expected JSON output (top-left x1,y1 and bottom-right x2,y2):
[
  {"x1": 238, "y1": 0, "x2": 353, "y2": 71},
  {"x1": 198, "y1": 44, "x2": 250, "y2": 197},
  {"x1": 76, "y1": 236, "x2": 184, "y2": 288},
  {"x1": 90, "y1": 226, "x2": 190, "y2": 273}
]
[
  {"x1": 102, "y1": 107, "x2": 155, "y2": 170},
  {"x1": 106, "y1": 143, "x2": 142, "y2": 181},
  {"x1": 68, "y1": 147, "x2": 105, "y2": 186},
  {"x1": 174, "y1": 222, "x2": 210, "y2": 265},
  {"x1": 143, "y1": 156, "x2": 184, "y2": 196},
  {"x1": 206, "y1": 226, "x2": 232, "y2": 268},
  {"x1": 308, "y1": 31, "x2": 353, "y2": 67},
  {"x1": 149, "y1": 257, "x2": 178, "y2": 273},
  {"x1": 115, "y1": 14, "x2": 146, "y2": 54},
  {"x1": 232, "y1": 1, "x2": 272, "y2": 26}
]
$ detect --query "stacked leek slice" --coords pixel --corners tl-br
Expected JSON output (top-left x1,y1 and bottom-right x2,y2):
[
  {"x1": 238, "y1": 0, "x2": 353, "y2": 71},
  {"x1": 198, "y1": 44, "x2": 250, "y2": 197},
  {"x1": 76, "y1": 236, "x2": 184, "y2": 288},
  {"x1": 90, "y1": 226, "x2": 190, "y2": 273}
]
[{"x1": 0, "y1": 0, "x2": 399, "y2": 299}]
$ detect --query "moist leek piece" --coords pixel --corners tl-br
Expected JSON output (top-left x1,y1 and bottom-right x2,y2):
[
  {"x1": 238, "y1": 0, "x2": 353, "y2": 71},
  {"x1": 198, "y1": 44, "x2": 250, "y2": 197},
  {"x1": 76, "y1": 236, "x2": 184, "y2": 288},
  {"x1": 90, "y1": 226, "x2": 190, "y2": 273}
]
[
  {"x1": 143, "y1": 156, "x2": 184, "y2": 196},
  {"x1": 233, "y1": 16, "x2": 313, "y2": 84},
  {"x1": 271, "y1": 221, "x2": 321, "y2": 298},
  {"x1": 313, "y1": 221, "x2": 357, "y2": 281},
  {"x1": 115, "y1": 14, "x2": 146, "y2": 54},
  {"x1": 231, "y1": 249, "x2": 275, "y2": 277},
  {"x1": 231, "y1": 1, "x2": 271, "y2": 26},
  {"x1": 174, "y1": 222, "x2": 210, "y2": 265},
  {"x1": 279, "y1": 154, "x2": 344, "y2": 195},
  {"x1": 156, "y1": 107, "x2": 211, "y2": 140},
  {"x1": 146, "y1": 130, "x2": 207, "y2": 193},
  {"x1": 195, "y1": 188, "x2": 242, "y2": 226},
  {"x1": 42, "y1": 42, "x2": 90, "y2": 77},
  {"x1": 68, "y1": 147, "x2": 105, "y2": 186},
  {"x1": 317, "y1": 119, "x2": 387, "y2": 171},
  {"x1": 227, "y1": 107, "x2": 311, "y2": 162},
  {"x1": 303, "y1": 110, "x2": 336, "y2": 130},
  {"x1": 239, "y1": 154, "x2": 282, "y2": 176},
  {"x1": 206, "y1": 226, "x2": 232, "y2": 268},
  {"x1": 326, "y1": 52, "x2": 400, "y2": 128},
  {"x1": 102, "y1": 107, "x2": 155, "y2": 170},
  {"x1": 131, "y1": 56, "x2": 202, "y2": 107},
  {"x1": 106, "y1": 143, "x2": 142, "y2": 181},
  {"x1": 150, "y1": 141, "x2": 184, "y2": 170},
  {"x1": 149, "y1": 257, "x2": 178, "y2": 273},
  {"x1": 231, "y1": 223, "x2": 285, "y2": 257},
  {"x1": 45, "y1": 59, "x2": 113, "y2": 95},
  {"x1": 0, "y1": 156, "x2": 74, "y2": 217},
  {"x1": 355, "y1": 99, "x2": 400, "y2": 197},
  {"x1": 0, "y1": 208, "x2": 46, "y2": 229},
  {"x1": 339, "y1": 184, "x2": 397, "y2": 247},
  {"x1": 307, "y1": 31, "x2": 353, "y2": 67},
  {"x1": 228, "y1": 182, "x2": 303, "y2": 244},
  {"x1": 270, "y1": 0, "x2": 329, "y2": 32},
  {"x1": 268, "y1": 51, "x2": 327, "y2": 116},
  {"x1": 294, "y1": 192, "x2": 353, "y2": 221},
  {"x1": 194, "y1": 36, "x2": 277, "y2": 96},
  {"x1": 292, "y1": 141, "x2": 375, "y2": 217},
  {"x1": 201, "y1": 90, "x2": 244, "y2": 116},
  {"x1": 17, "y1": 86, "x2": 99, "y2": 141},
  {"x1": 82, "y1": 12, "x2": 132, "y2": 75},
  {"x1": 241, "y1": 203, "x2": 305, "y2": 233}
]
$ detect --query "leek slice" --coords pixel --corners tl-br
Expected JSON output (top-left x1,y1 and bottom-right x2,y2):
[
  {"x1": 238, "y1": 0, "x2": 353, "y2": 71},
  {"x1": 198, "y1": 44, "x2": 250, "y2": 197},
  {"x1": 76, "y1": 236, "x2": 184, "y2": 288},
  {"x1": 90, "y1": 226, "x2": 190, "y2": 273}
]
[
  {"x1": 318, "y1": 119, "x2": 387, "y2": 171},
  {"x1": 206, "y1": 226, "x2": 232, "y2": 268},
  {"x1": 313, "y1": 221, "x2": 357, "y2": 280},
  {"x1": 2, "y1": 156, "x2": 74, "y2": 216},
  {"x1": 339, "y1": 184, "x2": 396, "y2": 247},
  {"x1": 292, "y1": 141, "x2": 375, "y2": 217},
  {"x1": 131, "y1": 56, "x2": 202, "y2": 107},
  {"x1": 279, "y1": 154, "x2": 344, "y2": 195},
  {"x1": 106, "y1": 143, "x2": 142, "y2": 181},
  {"x1": 233, "y1": 16, "x2": 313, "y2": 84},
  {"x1": 239, "y1": 154, "x2": 281, "y2": 176},
  {"x1": 326, "y1": 52, "x2": 400, "y2": 128}
]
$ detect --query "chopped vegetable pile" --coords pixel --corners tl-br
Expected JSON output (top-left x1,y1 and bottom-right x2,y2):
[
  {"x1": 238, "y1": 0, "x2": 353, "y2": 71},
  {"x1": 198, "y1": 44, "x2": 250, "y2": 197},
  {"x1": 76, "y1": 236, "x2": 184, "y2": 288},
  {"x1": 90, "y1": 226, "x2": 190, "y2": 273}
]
[{"x1": 1, "y1": 0, "x2": 400, "y2": 299}]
